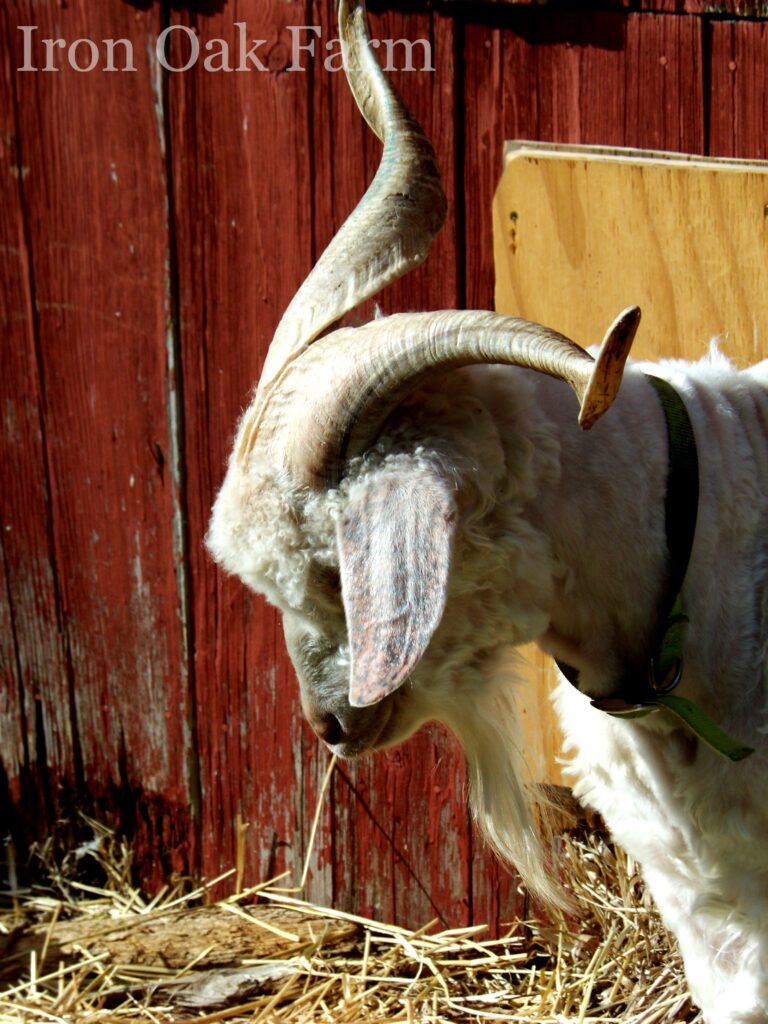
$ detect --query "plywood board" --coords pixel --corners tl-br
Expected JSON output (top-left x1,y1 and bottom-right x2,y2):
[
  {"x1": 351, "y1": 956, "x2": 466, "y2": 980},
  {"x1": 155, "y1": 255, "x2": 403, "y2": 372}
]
[
  {"x1": 493, "y1": 143, "x2": 768, "y2": 783},
  {"x1": 462, "y1": 12, "x2": 707, "y2": 314}
]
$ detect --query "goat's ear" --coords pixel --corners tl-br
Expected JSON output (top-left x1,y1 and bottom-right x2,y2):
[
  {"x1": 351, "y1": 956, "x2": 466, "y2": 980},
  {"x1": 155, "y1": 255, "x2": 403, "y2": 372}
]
[{"x1": 337, "y1": 464, "x2": 456, "y2": 708}]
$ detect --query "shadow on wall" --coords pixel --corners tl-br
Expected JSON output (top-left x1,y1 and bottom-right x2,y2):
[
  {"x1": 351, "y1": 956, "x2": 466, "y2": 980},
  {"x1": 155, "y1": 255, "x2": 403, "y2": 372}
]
[
  {"x1": 122, "y1": 0, "x2": 229, "y2": 14},
  {"x1": 120, "y1": 0, "x2": 628, "y2": 53},
  {"x1": 122, "y1": 0, "x2": 433, "y2": 11}
]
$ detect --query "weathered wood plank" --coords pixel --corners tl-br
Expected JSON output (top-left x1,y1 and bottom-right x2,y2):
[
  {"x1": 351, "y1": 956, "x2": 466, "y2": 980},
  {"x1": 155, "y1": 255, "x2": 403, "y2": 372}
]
[
  {"x1": 708, "y1": 21, "x2": 768, "y2": 160},
  {"x1": 624, "y1": 15, "x2": 704, "y2": 151},
  {"x1": 462, "y1": 18, "x2": 504, "y2": 315},
  {"x1": 1, "y1": 0, "x2": 193, "y2": 882},
  {"x1": 462, "y1": 8, "x2": 706, "y2": 931},
  {"x1": 165, "y1": 0, "x2": 334, "y2": 901},
  {"x1": 28, "y1": 904, "x2": 358, "y2": 968},
  {"x1": 442, "y1": 0, "x2": 768, "y2": 16},
  {"x1": 0, "y1": 4, "x2": 71, "y2": 835},
  {"x1": 308, "y1": 1, "x2": 472, "y2": 930}
]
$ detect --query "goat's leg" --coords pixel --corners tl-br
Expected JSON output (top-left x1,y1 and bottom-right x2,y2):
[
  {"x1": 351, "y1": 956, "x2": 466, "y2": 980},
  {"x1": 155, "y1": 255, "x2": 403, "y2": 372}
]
[
  {"x1": 555, "y1": 680, "x2": 768, "y2": 1023},
  {"x1": 641, "y1": 863, "x2": 768, "y2": 1024}
]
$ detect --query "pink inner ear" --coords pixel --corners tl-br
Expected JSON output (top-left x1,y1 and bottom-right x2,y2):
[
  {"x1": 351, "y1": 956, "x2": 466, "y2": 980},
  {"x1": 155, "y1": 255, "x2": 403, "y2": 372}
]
[
  {"x1": 348, "y1": 640, "x2": 421, "y2": 708},
  {"x1": 337, "y1": 466, "x2": 456, "y2": 709}
]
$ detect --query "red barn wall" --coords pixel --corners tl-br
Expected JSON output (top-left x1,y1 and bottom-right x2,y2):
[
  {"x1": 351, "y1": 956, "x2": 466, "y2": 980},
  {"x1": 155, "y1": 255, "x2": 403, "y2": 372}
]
[{"x1": 1, "y1": 0, "x2": 766, "y2": 931}]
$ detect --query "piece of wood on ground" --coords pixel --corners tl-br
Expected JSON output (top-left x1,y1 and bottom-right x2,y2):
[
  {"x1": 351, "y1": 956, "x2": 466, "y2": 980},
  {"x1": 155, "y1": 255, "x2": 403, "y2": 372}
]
[{"x1": 23, "y1": 903, "x2": 359, "y2": 970}]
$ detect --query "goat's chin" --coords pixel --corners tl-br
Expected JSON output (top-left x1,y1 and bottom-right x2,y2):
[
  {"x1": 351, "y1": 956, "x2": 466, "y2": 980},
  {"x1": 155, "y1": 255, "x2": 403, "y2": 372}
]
[
  {"x1": 325, "y1": 677, "x2": 567, "y2": 909},
  {"x1": 444, "y1": 678, "x2": 570, "y2": 912}
]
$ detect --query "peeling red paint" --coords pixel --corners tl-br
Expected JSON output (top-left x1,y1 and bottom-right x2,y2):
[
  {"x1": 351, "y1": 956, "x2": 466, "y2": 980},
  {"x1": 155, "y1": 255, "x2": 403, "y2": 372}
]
[{"x1": 2, "y1": 0, "x2": 767, "y2": 933}]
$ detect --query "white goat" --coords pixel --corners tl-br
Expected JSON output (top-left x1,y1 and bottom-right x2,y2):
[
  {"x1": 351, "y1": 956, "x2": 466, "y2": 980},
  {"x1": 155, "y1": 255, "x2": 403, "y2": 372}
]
[{"x1": 207, "y1": 3, "x2": 768, "y2": 1020}]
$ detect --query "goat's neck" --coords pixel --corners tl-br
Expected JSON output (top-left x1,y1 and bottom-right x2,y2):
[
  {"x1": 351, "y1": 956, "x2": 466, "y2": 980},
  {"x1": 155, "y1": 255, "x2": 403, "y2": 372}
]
[{"x1": 522, "y1": 370, "x2": 672, "y2": 699}]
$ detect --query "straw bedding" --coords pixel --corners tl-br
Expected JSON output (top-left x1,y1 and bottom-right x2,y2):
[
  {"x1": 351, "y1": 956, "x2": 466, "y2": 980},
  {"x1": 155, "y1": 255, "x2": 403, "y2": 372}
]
[{"x1": 1, "y1": 801, "x2": 701, "y2": 1023}]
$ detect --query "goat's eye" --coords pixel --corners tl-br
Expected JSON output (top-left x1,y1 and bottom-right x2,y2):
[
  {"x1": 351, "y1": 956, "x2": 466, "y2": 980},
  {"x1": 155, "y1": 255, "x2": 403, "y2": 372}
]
[
  {"x1": 326, "y1": 569, "x2": 342, "y2": 594},
  {"x1": 314, "y1": 565, "x2": 341, "y2": 596}
]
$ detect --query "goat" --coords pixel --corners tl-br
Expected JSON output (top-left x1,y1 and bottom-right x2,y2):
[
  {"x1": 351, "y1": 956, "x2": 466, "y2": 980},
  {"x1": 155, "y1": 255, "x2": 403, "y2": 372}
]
[{"x1": 207, "y1": 3, "x2": 768, "y2": 1020}]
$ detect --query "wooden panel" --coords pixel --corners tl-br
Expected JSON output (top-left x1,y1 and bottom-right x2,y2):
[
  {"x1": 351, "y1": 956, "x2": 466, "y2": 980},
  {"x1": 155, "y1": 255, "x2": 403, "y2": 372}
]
[
  {"x1": 493, "y1": 145, "x2": 768, "y2": 780},
  {"x1": 442, "y1": 0, "x2": 768, "y2": 15},
  {"x1": 1, "y1": 1, "x2": 193, "y2": 882},
  {"x1": 310, "y1": 2, "x2": 474, "y2": 928},
  {"x1": 166, "y1": 0, "x2": 329, "y2": 899},
  {"x1": 495, "y1": 147, "x2": 768, "y2": 359},
  {"x1": 463, "y1": 9, "x2": 706, "y2": 928},
  {"x1": 708, "y1": 21, "x2": 768, "y2": 160}
]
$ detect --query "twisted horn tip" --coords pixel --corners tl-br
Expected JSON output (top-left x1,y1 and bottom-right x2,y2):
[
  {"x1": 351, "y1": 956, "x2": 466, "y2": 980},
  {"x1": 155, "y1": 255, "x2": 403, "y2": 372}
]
[{"x1": 578, "y1": 305, "x2": 641, "y2": 430}]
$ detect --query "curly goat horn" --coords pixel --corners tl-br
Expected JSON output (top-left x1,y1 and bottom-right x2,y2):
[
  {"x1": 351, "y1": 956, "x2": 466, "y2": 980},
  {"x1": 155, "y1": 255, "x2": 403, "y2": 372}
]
[
  {"x1": 239, "y1": 0, "x2": 640, "y2": 483},
  {"x1": 238, "y1": 0, "x2": 447, "y2": 462},
  {"x1": 258, "y1": 306, "x2": 641, "y2": 487}
]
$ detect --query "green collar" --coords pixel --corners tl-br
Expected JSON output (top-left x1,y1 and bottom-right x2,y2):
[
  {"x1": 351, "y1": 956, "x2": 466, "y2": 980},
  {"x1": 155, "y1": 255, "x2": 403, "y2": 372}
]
[{"x1": 559, "y1": 374, "x2": 754, "y2": 763}]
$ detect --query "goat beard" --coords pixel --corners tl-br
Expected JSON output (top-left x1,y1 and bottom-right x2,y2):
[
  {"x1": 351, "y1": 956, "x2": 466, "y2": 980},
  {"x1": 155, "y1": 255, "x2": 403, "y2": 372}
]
[{"x1": 443, "y1": 663, "x2": 570, "y2": 912}]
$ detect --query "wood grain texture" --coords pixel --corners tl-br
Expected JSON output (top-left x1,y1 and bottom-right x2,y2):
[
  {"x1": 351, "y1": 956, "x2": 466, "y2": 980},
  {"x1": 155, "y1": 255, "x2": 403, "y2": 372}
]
[
  {"x1": 493, "y1": 146, "x2": 768, "y2": 782},
  {"x1": 0, "y1": 3, "x2": 71, "y2": 833},
  {"x1": 1, "y1": 1, "x2": 194, "y2": 883},
  {"x1": 29, "y1": 904, "x2": 358, "y2": 968},
  {"x1": 1, "y1": 0, "x2": 766, "y2": 936},
  {"x1": 166, "y1": 0, "x2": 327, "y2": 900},
  {"x1": 708, "y1": 20, "x2": 768, "y2": 160},
  {"x1": 308, "y1": 1, "x2": 471, "y2": 929},
  {"x1": 495, "y1": 148, "x2": 768, "y2": 361}
]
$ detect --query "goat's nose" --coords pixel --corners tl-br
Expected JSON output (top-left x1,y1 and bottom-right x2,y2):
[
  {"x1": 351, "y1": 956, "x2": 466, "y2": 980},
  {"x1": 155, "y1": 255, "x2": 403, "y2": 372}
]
[{"x1": 311, "y1": 711, "x2": 344, "y2": 746}]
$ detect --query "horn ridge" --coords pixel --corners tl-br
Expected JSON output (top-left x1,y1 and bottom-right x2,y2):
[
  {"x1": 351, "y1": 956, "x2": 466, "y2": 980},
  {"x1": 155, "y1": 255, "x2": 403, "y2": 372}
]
[
  {"x1": 256, "y1": 307, "x2": 640, "y2": 487},
  {"x1": 252, "y1": 1, "x2": 447, "y2": 409}
]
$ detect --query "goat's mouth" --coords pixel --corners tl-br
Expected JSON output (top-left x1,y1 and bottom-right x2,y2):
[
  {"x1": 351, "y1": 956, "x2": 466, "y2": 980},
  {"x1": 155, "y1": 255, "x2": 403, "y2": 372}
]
[
  {"x1": 319, "y1": 700, "x2": 396, "y2": 759},
  {"x1": 331, "y1": 700, "x2": 432, "y2": 760}
]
